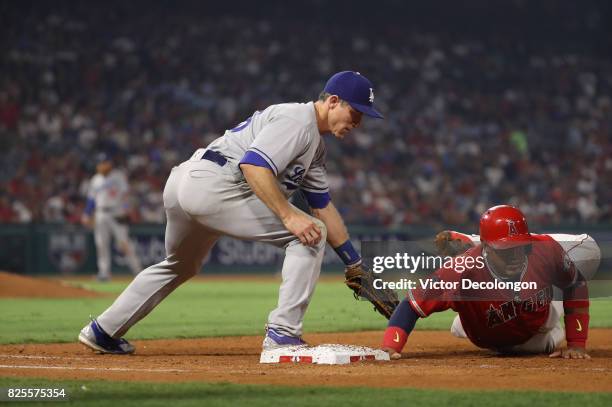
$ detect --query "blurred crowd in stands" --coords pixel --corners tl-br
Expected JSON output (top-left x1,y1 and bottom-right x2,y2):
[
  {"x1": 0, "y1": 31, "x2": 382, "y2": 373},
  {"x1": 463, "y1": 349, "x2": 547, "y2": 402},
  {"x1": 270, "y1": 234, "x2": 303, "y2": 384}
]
[{"x1": 1, "y1": 1, "x2": 610, "y2": 228}]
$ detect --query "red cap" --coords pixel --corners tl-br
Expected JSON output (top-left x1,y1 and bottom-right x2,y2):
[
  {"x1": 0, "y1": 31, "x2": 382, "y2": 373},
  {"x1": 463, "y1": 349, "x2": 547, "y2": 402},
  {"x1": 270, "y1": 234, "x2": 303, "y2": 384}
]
[{"x1": 479, "y1": 205, "x2": 534, "y2": 249}]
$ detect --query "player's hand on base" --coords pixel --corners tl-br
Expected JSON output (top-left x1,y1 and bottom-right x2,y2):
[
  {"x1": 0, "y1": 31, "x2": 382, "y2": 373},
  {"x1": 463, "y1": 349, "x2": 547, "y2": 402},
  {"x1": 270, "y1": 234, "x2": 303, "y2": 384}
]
[
  {"x1": 283, "y1": 211, "x2": 322, "y2": 246},
  {"x1": 382, "y1": 347, "x2": 402, "y2": 360},
  {"x1": 549, "y1": 347, "x2": 591, "y2": 359}
]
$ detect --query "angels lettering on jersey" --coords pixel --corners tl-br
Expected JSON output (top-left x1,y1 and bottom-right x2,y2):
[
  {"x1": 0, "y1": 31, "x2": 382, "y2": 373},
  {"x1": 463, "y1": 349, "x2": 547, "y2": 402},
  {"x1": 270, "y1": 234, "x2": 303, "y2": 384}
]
[{"x1": 486, "y1": 286, "x2": 552, "y2": 328}]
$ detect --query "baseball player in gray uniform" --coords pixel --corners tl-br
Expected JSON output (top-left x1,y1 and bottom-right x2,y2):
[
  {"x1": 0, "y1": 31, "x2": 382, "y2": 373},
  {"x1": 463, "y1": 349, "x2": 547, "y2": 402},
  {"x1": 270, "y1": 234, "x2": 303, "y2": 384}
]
[
  {"x1": 81, "y1": 154, "x2": 142, "y2": 281},
  {"x1": 78, "y1": 71, "x2": 383, "y2": 354}
]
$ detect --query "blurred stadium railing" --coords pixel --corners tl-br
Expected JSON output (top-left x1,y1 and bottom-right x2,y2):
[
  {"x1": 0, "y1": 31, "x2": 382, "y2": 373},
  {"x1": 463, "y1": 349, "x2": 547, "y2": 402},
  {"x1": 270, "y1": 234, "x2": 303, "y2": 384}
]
[{"x1": 2, "y1": 223, "x2": 611, "y2": 276}]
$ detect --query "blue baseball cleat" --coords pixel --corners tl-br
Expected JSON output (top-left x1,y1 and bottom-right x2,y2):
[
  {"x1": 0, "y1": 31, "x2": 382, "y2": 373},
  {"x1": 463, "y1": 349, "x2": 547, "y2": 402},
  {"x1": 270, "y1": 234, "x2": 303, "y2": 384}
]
[
  {"x1": 78, "y1": 319, "x2": 135, "y2": 355},
  {"x1": 262, "y1": 327, "x2": 307, "y2": 350}
]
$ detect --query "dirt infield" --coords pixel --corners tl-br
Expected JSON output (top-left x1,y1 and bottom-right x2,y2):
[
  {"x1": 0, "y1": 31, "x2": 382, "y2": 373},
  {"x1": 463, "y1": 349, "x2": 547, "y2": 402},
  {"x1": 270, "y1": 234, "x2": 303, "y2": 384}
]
[
  {"x1": 1, "y1": 330, "x2": 610, "y2": 392},
  {"x1": 0, "y1": 271, "x2": 108, "y2": 298}
]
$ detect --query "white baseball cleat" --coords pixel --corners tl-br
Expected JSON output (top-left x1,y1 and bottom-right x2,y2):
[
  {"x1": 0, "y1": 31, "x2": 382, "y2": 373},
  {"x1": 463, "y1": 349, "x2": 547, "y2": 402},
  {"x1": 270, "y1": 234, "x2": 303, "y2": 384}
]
[
  {"x1": 78, "y1": 319, "x2": 135, "y2": 355},
  {"x1": 262, "y1": 327, "x2": 308, "y2": 350}
]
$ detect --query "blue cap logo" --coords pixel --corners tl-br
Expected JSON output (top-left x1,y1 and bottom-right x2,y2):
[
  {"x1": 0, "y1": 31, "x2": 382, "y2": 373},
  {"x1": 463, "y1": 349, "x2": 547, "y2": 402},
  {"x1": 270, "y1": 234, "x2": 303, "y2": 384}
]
[{"x1": 323, "y1": 71, "x2": 383, "y2": 119}]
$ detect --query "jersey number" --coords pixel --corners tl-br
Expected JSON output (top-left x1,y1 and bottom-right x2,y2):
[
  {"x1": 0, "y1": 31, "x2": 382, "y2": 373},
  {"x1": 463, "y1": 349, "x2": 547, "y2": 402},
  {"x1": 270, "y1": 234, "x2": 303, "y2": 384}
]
[{"x1": 230, "y1": 111, "x2": 260, "y2": 132}]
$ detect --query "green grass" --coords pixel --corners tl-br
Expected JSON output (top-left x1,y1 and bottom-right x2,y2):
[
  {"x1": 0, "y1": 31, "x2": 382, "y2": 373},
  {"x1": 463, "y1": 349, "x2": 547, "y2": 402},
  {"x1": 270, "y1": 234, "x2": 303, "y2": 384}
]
[
  {"x1": 0, "y1": 279, "x2": 611, "y2": 344},
  {"x1": 1, "y1": 281, "x2": 611, "y2": 405},
  {"x1": 0, "y1": 377, "x2": 611, "y2": 407},
  {"x1": 0, "y1": 279, "x2": 439, "y2": 344}
]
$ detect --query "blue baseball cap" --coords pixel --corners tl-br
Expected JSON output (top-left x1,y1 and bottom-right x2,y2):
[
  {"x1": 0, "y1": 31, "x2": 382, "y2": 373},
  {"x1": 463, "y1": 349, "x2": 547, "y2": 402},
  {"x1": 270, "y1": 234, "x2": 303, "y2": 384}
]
[
  {"x1": 96, "y1": 152, "x2": 112, "y2": 164},
  {"x1": 323, "y1": 71, "x2": 383, "y2": 119}
]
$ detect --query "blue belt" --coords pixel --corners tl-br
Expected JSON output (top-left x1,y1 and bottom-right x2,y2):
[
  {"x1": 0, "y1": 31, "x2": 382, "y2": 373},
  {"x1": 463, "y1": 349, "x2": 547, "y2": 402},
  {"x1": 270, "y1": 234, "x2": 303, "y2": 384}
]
[{"x1": 202, "y1": 150, "x2": 227, "y2": 166}]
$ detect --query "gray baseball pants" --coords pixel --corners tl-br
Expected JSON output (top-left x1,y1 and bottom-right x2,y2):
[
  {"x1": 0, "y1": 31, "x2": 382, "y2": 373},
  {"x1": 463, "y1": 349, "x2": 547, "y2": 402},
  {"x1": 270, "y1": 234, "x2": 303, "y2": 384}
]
[
  {"x1": 96, "y1": 153, "x2": 327, "y2": 338},
  {"x1": 93, "y1": 212, "x2": 142, "y2": 279}
]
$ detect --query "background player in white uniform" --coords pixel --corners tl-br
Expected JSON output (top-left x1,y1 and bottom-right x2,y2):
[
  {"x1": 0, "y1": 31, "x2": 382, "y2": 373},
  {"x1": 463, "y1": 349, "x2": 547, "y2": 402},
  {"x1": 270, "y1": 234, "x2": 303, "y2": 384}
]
[
  {"x1": 78, "y1": 71, "x2": 384, "y2": 354},
  {"x1": 81, "y1": 154, "x2": 142, "y2": 281}
]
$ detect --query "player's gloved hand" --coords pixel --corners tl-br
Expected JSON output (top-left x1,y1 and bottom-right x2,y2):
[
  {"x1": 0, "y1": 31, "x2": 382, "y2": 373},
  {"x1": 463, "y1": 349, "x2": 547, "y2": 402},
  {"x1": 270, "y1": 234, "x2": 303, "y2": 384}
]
[
  {"x1": 344, "y1": 261, "x2": 400, "y2": 319},
  {"x1": 434, "y1": 231, "x2": 474, "y2": 257},
  {"x1": 549, "y1": 347, "x2": 591, "y2": 359},
  {"x1": 382, "y1": 347, "x2": 402, "y2": 360},
  {"x1": 282, "y1": 210, "x2": 322, "y2": 246}
]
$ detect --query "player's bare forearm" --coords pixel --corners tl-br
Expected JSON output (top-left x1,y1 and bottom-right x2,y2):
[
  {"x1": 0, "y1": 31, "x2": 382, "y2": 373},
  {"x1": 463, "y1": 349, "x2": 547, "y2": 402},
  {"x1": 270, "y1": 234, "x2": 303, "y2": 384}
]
[
  {"x1": 240, "y1": 164, "x2": 322, "y2": 246},
  {"x1": 311, "y1": 202, "x2": 349, "y2": 247},
  {"x1": 241, "y1": 164, "x2": 293, "y2": 219}
]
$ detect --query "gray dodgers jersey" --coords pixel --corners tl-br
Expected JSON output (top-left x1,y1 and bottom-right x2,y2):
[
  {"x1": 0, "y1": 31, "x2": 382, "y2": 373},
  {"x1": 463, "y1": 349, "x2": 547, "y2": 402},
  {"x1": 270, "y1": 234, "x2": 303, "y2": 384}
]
[
  {"x1": 206, "y1": 102, "x2": 329, "y2": 198},
  {"x1": 87, "y1": 169, "x2": 129, "y2": 216}
]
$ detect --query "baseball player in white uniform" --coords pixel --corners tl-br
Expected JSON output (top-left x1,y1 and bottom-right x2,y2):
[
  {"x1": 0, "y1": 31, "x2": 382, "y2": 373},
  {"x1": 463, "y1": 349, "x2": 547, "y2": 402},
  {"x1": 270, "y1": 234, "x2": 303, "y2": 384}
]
[
  {"x1": 78, "y1": 71, "x2": 384, "y2": 354},
  {"x1": 81, "y1": 154, "x2": 142, "y2": 281}
]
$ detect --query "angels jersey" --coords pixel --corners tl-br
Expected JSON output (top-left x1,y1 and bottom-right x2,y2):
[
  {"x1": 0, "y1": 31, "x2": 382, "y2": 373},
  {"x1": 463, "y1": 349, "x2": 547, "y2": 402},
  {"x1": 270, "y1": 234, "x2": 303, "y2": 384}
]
[{"x1": 407, "y1": 234, "x2": 579, "y2": 348}]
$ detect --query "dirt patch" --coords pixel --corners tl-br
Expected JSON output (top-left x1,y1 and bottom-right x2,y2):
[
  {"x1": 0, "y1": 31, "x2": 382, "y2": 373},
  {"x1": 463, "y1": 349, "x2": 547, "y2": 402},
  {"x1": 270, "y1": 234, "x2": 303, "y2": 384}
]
[
  {"x1": 0, "y1": 330, "x2": 610, "y2": 392},
  {"x1": 0, "y1": 271, "x2": 108, "y2": 298}
]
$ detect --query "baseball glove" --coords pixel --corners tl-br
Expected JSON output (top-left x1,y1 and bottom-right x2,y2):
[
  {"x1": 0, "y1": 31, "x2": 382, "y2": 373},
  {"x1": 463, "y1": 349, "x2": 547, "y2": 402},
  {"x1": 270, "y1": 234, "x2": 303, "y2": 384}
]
[
  {"x1": 434, "y1": 231, "x2": 474, "y2": 257},
  {"x1": 345, "y1": 261, "x2": 400, "y2": 319}
]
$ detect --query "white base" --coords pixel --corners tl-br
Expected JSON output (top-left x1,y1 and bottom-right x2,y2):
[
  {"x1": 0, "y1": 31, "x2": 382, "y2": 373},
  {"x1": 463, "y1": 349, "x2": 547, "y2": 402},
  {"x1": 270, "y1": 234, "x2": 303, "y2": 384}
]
[{"x1": 260, "y1": 344, "x2": 390, "y2": 365}]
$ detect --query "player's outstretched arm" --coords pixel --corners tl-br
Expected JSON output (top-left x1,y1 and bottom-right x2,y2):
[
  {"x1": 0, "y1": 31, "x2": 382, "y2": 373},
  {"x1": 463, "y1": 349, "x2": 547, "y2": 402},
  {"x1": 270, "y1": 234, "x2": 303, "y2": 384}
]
[
  {"x1": 550, "y1": 276, "x2": 591, "y2": 360},
  {"x1": 381, "y1": 298, "x2": 420, "y2": 360},
  {"x1": 549, "y1": 306, "x2": 591, "y2": 359}
]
